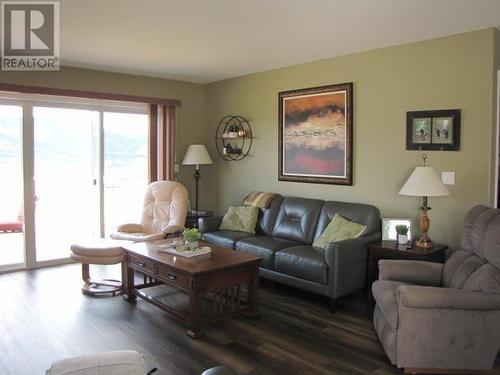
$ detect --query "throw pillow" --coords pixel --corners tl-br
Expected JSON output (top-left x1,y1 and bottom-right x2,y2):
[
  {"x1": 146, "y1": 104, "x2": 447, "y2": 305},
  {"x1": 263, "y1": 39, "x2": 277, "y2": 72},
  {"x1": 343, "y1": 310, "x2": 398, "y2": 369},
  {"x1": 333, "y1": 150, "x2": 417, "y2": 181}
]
[
  {"x1": 313, "y1": 214, "x2": 366, "y2": 249},
  {"x1": 219, "y1": 206, "x2": 259, "y2": 234}
]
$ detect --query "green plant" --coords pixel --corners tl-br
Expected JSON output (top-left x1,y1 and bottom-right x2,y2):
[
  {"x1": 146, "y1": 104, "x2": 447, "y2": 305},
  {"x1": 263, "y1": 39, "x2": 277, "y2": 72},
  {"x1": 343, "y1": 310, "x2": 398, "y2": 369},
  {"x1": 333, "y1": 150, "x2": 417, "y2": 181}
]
[
  {"x1": 395, "y1": 225, "x2": 409, "y2": 235},
  {"x1": 182, "y1": 228, "x2": 202, "y2": 242}
]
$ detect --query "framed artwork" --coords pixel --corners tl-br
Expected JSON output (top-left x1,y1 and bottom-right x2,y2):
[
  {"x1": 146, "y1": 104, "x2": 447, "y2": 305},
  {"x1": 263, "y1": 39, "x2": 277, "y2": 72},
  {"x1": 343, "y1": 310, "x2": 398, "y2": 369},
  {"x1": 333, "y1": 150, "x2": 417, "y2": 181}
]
[
  {"x1": 406, "y1": 109, "x2": 460, "y2": 151},
  {"x1": 382, "y1": 218, "x2": 413, "y2": 241},
  {"x1": 278, "y1": 82, "x2": 353, "y2": 185}
]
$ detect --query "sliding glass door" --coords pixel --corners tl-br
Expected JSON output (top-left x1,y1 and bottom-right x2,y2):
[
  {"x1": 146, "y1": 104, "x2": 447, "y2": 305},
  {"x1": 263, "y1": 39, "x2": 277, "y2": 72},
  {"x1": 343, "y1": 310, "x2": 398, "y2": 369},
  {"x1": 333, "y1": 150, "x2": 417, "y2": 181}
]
[
  {"x1": 0, "y1": 95, "x2": 148, "y2": 269},
  {"x1": 103, "y1": 112, "x2": 148, "y2": 236},
  {"x1": 0, "y1": 104, "x2": 25, "y2": 269},
  {"x1": 34, "y1": 107, "x2": 98, "y2": 261}
]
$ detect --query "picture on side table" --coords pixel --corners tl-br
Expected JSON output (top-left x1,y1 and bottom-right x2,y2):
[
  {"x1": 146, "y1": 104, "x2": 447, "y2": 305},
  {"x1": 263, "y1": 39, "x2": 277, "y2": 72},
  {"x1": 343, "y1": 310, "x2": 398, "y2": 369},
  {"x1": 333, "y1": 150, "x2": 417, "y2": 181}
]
[
  {"x1": 406, "y1": 109, "x2": 460, "y2": 151},
  {"x1": 278, "y1": 82, "x2": 353, "y2": 185},
  {"x1": 382, "y1": 218, "x2": 413, "y2": 241}
]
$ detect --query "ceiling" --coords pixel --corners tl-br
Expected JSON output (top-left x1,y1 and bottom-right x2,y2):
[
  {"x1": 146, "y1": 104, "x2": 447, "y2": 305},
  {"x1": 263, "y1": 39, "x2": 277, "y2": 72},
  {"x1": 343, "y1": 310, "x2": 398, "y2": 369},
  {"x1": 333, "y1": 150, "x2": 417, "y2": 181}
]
[{"x1": 60, "y1": 0, "x2": 500, "y2": 84}]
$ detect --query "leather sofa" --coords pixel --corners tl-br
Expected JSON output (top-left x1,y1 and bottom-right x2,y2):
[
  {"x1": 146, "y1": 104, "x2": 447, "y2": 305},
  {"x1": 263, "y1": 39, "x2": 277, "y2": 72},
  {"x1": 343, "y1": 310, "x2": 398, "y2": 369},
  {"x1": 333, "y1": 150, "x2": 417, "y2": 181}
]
[
  {"x1": 199, "y1": 195, "x2": 381, "y2": 309},
  {"x1": 372, "y1": 205, "x2": 500, "y2": 372}
]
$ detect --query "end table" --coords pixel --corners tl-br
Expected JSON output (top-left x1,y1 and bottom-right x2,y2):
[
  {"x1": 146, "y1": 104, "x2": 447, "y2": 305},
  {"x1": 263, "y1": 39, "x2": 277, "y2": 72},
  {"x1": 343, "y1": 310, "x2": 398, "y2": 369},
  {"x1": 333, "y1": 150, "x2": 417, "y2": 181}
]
[
  {"x1": 367, "y1": 241, "x2": 447, "y2": 304},
  {"x1": 185, "y1": 211, "x2": 213, "y2": 229}
]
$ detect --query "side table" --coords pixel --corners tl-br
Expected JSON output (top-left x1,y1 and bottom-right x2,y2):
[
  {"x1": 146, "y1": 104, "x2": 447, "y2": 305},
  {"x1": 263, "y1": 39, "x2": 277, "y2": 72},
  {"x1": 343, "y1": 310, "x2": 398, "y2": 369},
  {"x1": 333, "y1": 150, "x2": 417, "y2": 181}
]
[
  {"x1": 366, "y1": 241, "x2": 447, "y2": 304},
  {"x1": 185, "y1": 211, "x2": 214, "y2": 229}
]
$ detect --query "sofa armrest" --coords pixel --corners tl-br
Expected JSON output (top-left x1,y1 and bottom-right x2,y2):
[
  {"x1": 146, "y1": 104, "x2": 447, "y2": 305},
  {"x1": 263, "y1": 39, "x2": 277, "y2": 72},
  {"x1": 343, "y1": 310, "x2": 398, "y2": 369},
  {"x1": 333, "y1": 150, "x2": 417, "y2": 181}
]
[
  {"x1": 379, "y1": 260, "x2": 443, "y2": 286},
  {"x1": 116, "y1": 223, "x2": 143, "y2": 233},
  {"x1": 398, "y1": 285, "x2": 500, "y2": 311},
  {"x1": 324, "y1": 237, "x2": 366, "y2": 268},
  {"x1": 199, "y1": 216, "x2": 223, "y2": 234},
  {"x1": 323, "y1": 232, "x2": 381, "y2": 266},
  {"x1": 323, "y1": 232, "x2": 380, "y2": 298}
]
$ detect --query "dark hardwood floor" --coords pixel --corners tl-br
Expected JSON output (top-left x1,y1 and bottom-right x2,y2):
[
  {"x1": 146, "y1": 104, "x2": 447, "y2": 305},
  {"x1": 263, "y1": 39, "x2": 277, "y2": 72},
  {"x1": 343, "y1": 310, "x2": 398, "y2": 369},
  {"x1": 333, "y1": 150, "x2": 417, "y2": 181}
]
[{"x1": 0, "y1": 264, "x2": 498, "y2": 375}]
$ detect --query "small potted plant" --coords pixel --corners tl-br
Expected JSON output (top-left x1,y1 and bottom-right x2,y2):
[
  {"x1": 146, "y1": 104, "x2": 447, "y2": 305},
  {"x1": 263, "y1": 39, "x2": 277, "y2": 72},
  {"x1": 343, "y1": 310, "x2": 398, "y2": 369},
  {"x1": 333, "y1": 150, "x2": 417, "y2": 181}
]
[
  {"x1": 182, "y1": 228, "x2": 202, "y2": 250},
  {"x1": 395, "y1": 224, "x2": 409, "y2": 244}
]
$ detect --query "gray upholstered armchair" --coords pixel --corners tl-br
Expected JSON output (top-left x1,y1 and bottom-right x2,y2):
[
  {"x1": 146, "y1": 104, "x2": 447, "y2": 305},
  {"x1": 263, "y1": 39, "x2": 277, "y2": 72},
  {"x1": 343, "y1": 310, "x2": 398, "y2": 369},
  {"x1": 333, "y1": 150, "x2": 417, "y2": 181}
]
[{"x1": 372, "y1": 205, "x2": 500, "y2": 373}]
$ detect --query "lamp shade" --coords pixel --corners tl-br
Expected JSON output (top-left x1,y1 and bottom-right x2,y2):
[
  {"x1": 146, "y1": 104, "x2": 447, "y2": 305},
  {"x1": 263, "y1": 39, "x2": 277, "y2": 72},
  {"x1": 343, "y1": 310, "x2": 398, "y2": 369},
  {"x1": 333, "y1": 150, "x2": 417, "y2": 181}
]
[
  {"x1": 399, "y1": 166, "x2": 450, "y2": 197},
  {"x1": 182, "y1": 144, "x2": 213, "y2": 165}
]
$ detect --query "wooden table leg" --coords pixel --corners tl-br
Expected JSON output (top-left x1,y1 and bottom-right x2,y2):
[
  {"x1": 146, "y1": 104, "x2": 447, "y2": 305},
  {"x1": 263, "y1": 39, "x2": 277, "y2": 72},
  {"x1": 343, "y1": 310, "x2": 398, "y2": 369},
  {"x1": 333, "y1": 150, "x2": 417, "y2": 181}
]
[
  {"x1": 246, "y1": 264, "x2": 260, "y2": 318},
  {"x1": 82, "y1": 263, "x2": 90, "y2": 283},
  {"x1": 186, "y1": 285, "x2": 203, "y2": 339},
  {"x1": 122, "y1": 257, "x2": 136, "y2": 302}
]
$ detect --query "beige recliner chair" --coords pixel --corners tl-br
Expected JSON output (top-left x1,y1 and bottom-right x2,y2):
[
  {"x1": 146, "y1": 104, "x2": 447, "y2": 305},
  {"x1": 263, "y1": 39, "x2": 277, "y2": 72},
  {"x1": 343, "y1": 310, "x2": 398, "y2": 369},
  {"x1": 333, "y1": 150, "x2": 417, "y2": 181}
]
[
  {"x1": 110, "y1": 180, "x2": 188, "y2": 242},
  {"x1": 372, "y1": 205, "x2": 500, "y2": 373}
]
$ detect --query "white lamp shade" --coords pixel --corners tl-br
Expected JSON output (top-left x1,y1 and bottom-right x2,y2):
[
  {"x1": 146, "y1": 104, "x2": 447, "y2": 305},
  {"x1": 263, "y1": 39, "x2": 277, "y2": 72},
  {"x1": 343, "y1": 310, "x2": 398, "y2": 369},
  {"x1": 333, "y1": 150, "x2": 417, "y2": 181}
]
[
  {"x1": 182, "y1": 144, "x2": 213, "y2": 165},
  {"x1": 399, "y1": 166, "x2": 450, "y2": 197}
]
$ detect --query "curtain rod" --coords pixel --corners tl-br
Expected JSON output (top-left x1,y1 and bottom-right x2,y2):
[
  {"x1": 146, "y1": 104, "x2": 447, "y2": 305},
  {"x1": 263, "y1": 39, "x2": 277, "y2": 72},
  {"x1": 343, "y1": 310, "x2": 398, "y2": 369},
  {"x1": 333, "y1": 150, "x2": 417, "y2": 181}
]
[{"x1": 0, "y1": 83, "x2": 181, "y2": 107}]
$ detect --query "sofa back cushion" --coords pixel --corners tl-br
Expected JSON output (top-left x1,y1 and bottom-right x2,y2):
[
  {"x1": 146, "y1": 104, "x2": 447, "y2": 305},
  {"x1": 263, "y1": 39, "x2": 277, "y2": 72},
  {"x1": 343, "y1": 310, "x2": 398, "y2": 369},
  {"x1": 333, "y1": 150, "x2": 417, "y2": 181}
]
[
  {"x1": 460, "y1": 205, "x2": 500, "y2": 259},
  {"x1": 272, "y1": 197, "x2": 323, "y2": 244},
  {"x1": 463, "y1": 264, "x2": 500, "y2": 294},
  {"x1": 443, "y1": 205, "x2": 500, "y2": 293},
  {"x1": 314, "y1": 201, "x2": 380, "y2": 240},
  {"x1": 256, "y1": 195, "x2": 283, "y2": 236},
  {"x1": 141, "y1": 180, "x2": 188, "y2": 234},
  {"x1": 443, "y1": 252, "x2": 487, "y2": 289}
]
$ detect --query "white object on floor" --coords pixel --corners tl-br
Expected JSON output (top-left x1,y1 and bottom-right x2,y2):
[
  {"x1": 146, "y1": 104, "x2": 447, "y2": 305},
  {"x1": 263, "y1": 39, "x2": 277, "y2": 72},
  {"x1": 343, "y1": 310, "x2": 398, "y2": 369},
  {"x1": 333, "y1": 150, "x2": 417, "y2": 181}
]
[{"x1": 46, "y1": 350, "x2": 146, "y2": 375}]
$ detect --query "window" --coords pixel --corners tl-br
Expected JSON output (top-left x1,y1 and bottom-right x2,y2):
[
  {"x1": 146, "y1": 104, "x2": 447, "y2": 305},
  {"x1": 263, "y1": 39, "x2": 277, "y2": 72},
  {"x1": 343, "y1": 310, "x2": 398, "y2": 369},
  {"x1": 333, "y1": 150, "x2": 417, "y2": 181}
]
[{"x1": 0, "y1": 94, "x2": 149, "y2": 268}]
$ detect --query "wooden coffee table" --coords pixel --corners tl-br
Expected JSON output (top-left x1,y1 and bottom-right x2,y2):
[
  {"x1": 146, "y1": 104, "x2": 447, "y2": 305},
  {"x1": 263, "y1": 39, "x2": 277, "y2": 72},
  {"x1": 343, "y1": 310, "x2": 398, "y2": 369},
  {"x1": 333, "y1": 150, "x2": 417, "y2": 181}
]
[{"x1": 121, "y1": 239, "x2": 261, "y2": 338}]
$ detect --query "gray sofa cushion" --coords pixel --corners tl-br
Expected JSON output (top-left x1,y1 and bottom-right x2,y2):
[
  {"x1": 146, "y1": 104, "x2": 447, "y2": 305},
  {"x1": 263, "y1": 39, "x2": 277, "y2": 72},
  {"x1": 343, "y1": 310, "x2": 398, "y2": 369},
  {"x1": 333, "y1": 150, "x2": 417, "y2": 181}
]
[
  {"x1": 447, "y1": 255, "x2": 487, "y2": 289},
  {"x1": 274, "y1": 246, "x2": 327, "y2": 284},
  {"x1": 463, "y1": 264, "x2": 500, "y2": 294},
  {"x1": 272, "y1": 197, "x2": 323, "y2": 244},
  {"x1": 314, "y1": 201, "x2": 381, "y2": 240},
  {"x1": 484, "y1": 210, "x2": 500, "y2": 269},
  {"x1": 256, "y1": 195, "x2": 283, "y2": 236},
  {"x1": 236, "y1": 236, "x2": 300, "y2": 269},
  {"x1": 372, "y1": 280, "x2": 409, "y2": 329},
  {"x1": 203, "y1": 231, "x2": 252, "y2": 250},
  {"x1": 460, "y1": 205, "x2": 499, "y2": 259},
  {"x1": 443, "y1": 205, "x2": 500, "y2": 290},
  {"x1": 442, "y1": 250, "x2": 473, "y2": 288}
]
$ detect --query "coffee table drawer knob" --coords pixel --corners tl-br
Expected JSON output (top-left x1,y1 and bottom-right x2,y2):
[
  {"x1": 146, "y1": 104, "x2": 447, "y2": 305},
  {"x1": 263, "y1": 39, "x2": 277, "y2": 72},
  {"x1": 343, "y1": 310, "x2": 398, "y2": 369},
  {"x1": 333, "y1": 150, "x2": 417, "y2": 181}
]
[
  {"x1": 136, "y1": 261, "x2": 146, "y2": 267},
  {"x1": 166, "y1": 272, "x2": 176, "y2": 280}
]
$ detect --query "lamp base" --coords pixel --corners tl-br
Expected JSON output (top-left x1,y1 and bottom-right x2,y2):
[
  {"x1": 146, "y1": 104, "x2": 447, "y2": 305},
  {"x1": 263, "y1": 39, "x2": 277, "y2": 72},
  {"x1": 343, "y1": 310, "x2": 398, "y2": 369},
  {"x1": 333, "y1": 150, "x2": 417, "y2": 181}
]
[
  {"x1": 416, "y1": 236, "x2": 433, "y2": 248},
  {"x1": 417, "y1": 198, "x2": 433, "y2": 249}
]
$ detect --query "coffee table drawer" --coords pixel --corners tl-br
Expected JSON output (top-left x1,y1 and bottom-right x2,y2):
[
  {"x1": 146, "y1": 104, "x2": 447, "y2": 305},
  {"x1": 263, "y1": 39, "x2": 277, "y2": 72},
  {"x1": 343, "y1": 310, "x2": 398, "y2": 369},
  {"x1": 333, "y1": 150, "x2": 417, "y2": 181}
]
[
  {"x1": 129, "y1": 255, "x2": 155, "y2": 273},
  {"x1": 157, "y1": 265, "x2": 189, "y2": 288}
]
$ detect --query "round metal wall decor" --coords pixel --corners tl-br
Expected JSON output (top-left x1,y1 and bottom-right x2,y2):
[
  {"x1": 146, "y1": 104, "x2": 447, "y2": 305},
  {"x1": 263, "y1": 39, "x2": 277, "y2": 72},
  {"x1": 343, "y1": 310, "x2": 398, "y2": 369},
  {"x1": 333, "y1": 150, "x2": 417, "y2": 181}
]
[{"x1": 215, "y1": 115, "x2": 252, "y2": 161}]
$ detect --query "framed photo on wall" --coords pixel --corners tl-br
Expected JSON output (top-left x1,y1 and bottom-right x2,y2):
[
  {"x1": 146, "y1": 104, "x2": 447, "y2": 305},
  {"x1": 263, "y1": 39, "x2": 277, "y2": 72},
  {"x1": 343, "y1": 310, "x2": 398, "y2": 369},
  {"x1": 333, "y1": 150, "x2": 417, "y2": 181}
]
[
  {"x1": 406, "y1": 109, "x2": 460, "y2": 151},
  {"x1": 278, "y1": 82, "x2": 353, "y2": 185}
]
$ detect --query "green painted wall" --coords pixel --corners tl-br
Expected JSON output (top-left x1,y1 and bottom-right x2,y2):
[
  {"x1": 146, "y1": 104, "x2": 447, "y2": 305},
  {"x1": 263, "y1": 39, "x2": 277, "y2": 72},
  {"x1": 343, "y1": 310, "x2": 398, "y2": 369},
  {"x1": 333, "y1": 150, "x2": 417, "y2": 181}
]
[
  {"x1": 0, "y1": 67, "x2": 208, "y2": 210},
  {"x1": 1, "y1": 29, "x2": 497, "y2": 249},
  {"x1": 205, "y1": 29, "x2": 498, "y2": 249}
]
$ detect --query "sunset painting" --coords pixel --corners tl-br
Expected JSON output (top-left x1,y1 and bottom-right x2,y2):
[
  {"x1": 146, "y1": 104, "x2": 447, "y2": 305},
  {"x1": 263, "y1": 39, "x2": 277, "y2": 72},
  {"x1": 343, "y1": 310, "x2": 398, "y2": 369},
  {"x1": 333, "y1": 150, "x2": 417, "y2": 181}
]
[{"x1": 278, "y1": 83, "x2": 353, "y2": 185}]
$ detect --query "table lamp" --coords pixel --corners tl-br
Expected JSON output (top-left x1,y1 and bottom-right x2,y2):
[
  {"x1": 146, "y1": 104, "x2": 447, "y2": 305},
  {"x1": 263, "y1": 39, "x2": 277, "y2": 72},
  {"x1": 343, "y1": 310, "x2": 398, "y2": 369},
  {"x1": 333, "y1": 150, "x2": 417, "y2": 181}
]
[
  {"x1": 182, "y1": 144, "x2": 213, "y2": 213},
  {"x1": 399, "y1": 154, "x2": 450, "y2": 248}
]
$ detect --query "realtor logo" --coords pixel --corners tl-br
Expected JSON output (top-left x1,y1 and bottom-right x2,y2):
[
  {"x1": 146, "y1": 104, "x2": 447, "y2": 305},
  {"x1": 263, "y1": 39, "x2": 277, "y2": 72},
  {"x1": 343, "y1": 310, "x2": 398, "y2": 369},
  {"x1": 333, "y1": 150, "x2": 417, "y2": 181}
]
[{"x1": 1, "y1": 1, "x2": 60, "y2": 71}]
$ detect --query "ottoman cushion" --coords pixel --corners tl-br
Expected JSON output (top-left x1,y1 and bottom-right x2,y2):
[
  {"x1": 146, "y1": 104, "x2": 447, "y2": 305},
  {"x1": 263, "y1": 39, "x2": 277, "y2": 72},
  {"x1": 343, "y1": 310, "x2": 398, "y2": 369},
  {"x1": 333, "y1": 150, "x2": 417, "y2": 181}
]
[
  {"x1": 46, "y1": 350, "x2": 146, "y2": 375},
  {"x1": 71, "y1": 240, "x2": 126, "y2": 257}
]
